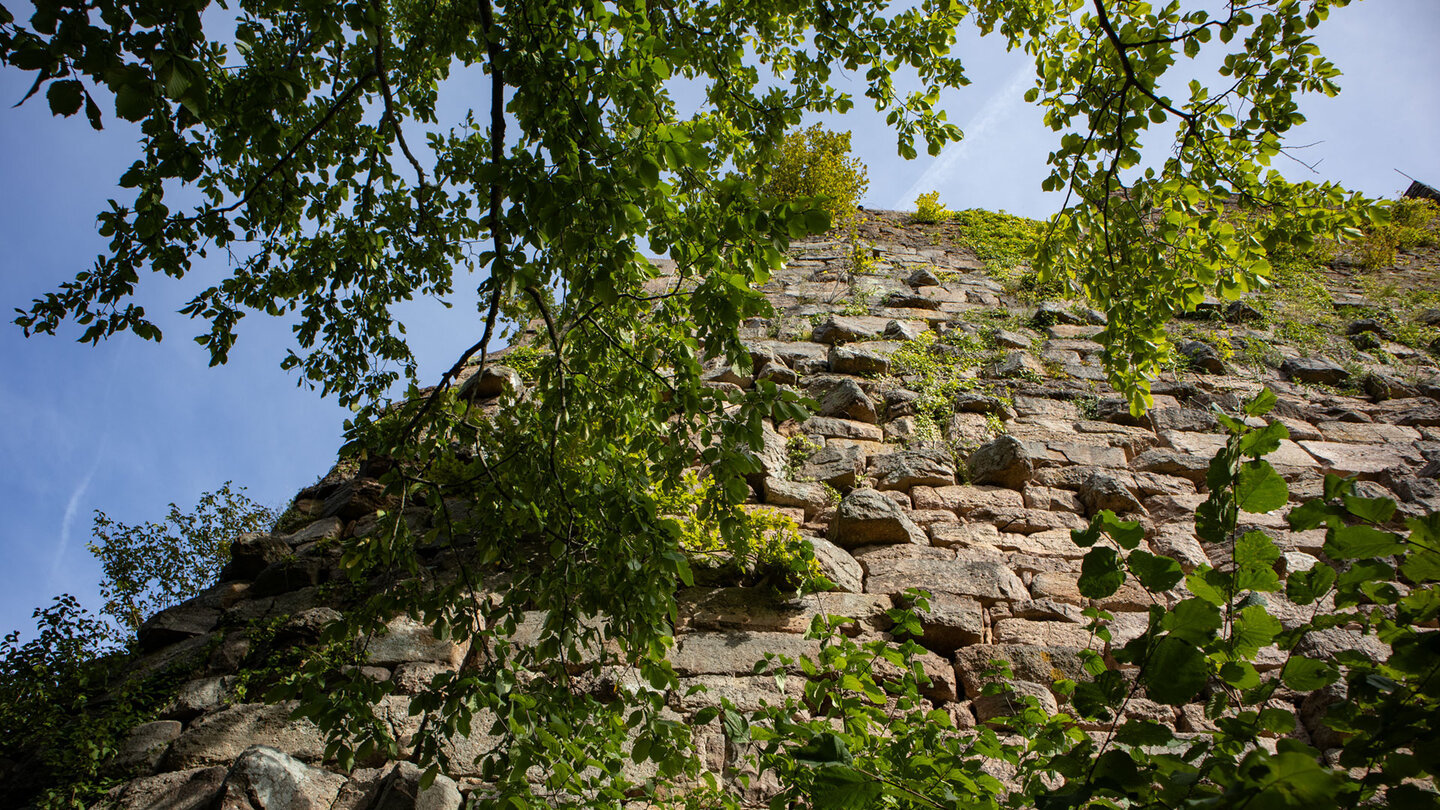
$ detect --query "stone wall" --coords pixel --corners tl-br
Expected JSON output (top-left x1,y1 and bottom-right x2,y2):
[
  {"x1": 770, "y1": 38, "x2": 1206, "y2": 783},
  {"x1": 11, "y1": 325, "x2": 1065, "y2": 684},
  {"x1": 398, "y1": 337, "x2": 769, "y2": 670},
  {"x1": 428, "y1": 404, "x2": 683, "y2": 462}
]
[{"x1": 88, "y1": 211, "x2": 1440, "y2": 808}]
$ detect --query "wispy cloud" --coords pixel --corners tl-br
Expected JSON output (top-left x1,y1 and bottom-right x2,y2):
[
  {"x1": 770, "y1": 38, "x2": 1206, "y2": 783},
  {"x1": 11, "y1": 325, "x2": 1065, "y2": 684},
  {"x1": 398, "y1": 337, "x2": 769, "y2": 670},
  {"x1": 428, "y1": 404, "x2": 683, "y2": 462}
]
[{"x1": 894, "y1": 63, "x2": 1035, "y2": 209}]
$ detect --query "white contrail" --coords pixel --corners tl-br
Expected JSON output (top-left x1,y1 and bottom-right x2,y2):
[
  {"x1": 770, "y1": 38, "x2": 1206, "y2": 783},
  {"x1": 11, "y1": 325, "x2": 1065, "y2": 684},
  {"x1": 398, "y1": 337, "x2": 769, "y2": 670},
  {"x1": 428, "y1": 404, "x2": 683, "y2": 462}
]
[
  {"x1": 51, "y1": 458, "x2": 100, "y2": 584},
  {"x1": 894, "y1": 62, "x2": 1034, "y2": 209}
]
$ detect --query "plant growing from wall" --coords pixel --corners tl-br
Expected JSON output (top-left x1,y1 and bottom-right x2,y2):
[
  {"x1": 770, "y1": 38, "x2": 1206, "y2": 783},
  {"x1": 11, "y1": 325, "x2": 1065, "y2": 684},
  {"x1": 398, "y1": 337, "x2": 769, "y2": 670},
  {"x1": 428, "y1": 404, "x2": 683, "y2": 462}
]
[
  {"x1": 759, "y1": 125, "x2": 870, "y2": 230},
  {"x1": 657, "y1": 470, "x2": 827, "y2": 593},
  {"x1": 912, "y1": 191, "x2": 953, "y2": 225},
  {"x1": 89, "y1": 482, "x2": 277, "y2": 641}
]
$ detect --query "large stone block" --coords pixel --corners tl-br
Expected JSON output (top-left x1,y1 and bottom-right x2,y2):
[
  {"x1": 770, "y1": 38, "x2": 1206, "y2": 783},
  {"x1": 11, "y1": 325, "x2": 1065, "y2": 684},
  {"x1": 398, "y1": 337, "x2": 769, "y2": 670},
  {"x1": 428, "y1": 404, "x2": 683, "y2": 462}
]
[
  {"x1": 164, "y1": 703, "x2": 327, "y2": 770},
  {"x1": 362, "y1": 616, "x2": 468, "y2": 668},
  {"x1": 830, "y1": 488, "x2": 927, "y2": 549},
  {"x1": 966, "y1": 436, "x2": 1034, "y2": 489},
  {"x1": 865, "y1": 556, "x2": 1027, "y2": 605},
  {"x1": 869, "y1": 446, "x2": 956, "y2": 491},
  {"x1": 215, "y1": 745, "x2": 346, "y2": 810},
  {"x1": 670, "y1": 631, "x2": 822, "y2": 676}
]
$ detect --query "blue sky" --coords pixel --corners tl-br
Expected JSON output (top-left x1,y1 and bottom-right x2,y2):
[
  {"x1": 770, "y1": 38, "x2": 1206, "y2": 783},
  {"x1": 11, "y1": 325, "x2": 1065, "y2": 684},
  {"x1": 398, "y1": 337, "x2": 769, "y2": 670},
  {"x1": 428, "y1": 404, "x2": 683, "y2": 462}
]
[{"x1": 1, "y1": 1, "x2": 1436, "y2": 638}]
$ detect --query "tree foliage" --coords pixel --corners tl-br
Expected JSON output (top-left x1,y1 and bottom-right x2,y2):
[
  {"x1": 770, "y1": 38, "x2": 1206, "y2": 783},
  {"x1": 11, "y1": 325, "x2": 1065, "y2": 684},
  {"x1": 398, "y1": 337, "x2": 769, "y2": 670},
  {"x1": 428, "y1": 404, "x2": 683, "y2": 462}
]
[
  {"x1": 0, "y1": 0, "x2": 1409, "y2": 805},
  {"x1": 89, "y1": 481, "x2": 276, "y2": 640},
  {"x1": 0, "y1": 596, "x2": 185, "y2": 809},
  {"x1": 759, "y1": 124, "x2": 870, "y2": 228}
]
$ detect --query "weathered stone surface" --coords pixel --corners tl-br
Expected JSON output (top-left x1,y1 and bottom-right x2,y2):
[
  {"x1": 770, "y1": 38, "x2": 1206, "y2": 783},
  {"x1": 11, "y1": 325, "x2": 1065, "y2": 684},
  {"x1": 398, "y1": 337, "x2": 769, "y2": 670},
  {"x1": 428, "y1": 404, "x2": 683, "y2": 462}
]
[
  {"x1": 138, "y1": 604, "x2": 222, "y2": 652},
  {"x1": 916, "y1": 594, "x2": 985, "y2": 652},
  {"x1": 215, "y1": 745, "x2": 346, "y2": 810},
  {"x1": 802, "y1": 415, "x2": 885, "y2": 442},
  {"x1": 220, "y1": 533, "x2": 291, "y2": 582},
  {"x1": 914, "y1": 484, "x2": 1025, "y2": 514},
  {"x1": 811, "y1": 315, "x2": 889, "y2": 345},
  {"x1": 870, "y1": 446, "x2": 956, "y2": 490},
  {"x1": 165, "y1": 703, "x2": 327, "y2": 770},
  {"x1": 992, "y1": 618, "x2": 1091, "y2": 647},
  {"x1": 1177, "y1": 340, "x2": 1224, "y2": 374},
  {"x1": 1316, "y1": 421, "x2": 1422, "y2": 444},
  {"x1": 1371, "y1": 397, "x2": 1440, "y2": 427},
  {"x1": 982, "y1": 350, "x2": 1045, "y2": 380},
  {"x1": 677, "y1": 587, "x2": 891, "y2": 635},
  {"x1": 967, "y1": 436, "x2": 1034, "y2": 489},
  {"x1": 816, "y1": 378, "x2": 878, "y2": 423},
  {"x1": 755, "y1": 359, "x2": 799, "y2": 385},
  {"x1": 748, "y1": 423, "x2": 792, "y2": 486},
  {"x1": 1077, "y1": 471, "x2": 1143, "y2": 516},
  {"x1": 830, "y1": 488, "x2": 927, "y2": 548},
  {"x1": 762, "y1": 477, "x2": 832, "y2": 515},
  {"x1": 670, "y1": 631, "x2": 822, "y2": 676},
  {"x1": 808, "y1": 536, "x2": 864, "y2": 593},
  {"x1": 872, "y1": 648, "x2": 958, "y2": 702},
  {"x1": 798, "y1": 443, "x2": 868, "y2": 489},
  {"x1": 884, "y1": 319, "x2": 926, "y2": 341},
  {"x1": 829, "y1": 341, "x2": 900, "y2": 374},
  {"x1": 1281, "y1": 356, "x2": 1349, "y2": 385},
  {"x1": 113, "y1": 719, "x2": 184, "y2": 773},
  {"x1": 362, "y1": 616, "x2": 468, "y2": 668},
  {"x1": 954, "y1": 644, "x2": 1090, "y2": 698},
  {"x1": 1298, "y1": 440, "x2": 1422, "y2": 478},
  {"x1": 102, "y1": 766, "x2": 228, "y2": 810},
  {"x1": 372, "y1": 762, "x2": 463, "y2": 810},
  {"x1": 329, "y1": 768, "x2": 390, "y2": 810},
  {"x1": 967, "y1": 505, "x2": 1087, "y2": 535},
  {"x1": 769, "y1": 341, "x2": 832, "y2": 375},
  {"x1": 165, "y1": 676, "x2": 236, "y2": 721},
  {"x1": 1130, "y1": 449, "x2": 1211, "y2": 483},
  {"x1": 1162, "y1": 431, "x2": 1318, "y2": 473},
  {"x1": 907, "y1": 267, "x2": 941, "y2": 287},
  {"x1": 321, "y1": 477, "x2": 393, "y2": 522},
  {"x1": 866, "y1": 556, "x2": 1027, "y2": 604},
  {"x1": 972, "y1": 680, "x2": 1058, "y2": 723},
  {"x1": 1361, "y1": 371, "x2": 1418, "y2": 401},
  {"x1": 928, "y1": 522, "x2": 1001, "y2": 554},
  {"x1": 1149, "y1": 407, "x2": 1219, "y2": 434},
  {"x1": 281, "y1": 517, "x2": 344, "y2": 548}
]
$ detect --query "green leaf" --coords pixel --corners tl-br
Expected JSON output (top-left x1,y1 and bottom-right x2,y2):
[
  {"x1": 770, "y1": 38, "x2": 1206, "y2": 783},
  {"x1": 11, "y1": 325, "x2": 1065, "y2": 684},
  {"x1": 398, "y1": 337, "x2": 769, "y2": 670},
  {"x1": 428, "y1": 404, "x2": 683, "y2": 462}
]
[
  {"x1": 46, "y1": 80, "x2": 84, "y2": 117},
  {"x1": 1280, "y1": 655, "x2": 1339, "y2": 691},
  {"x1": 1185, "y1": 567, "x2": 1230, "y2": 607},
  {"x1": 1324, "y1": 524, "x2": 1405, "y2": 560},
  {"x1": 1144, "y1": 636, "x2": 1208, "y2": 706},
  {"x1": 1287, "y1": 500, "x2": 1340, "y2": 532},
  {"x1": 812, "y1": 764, "x2": 882, "y2": 809},
  {"x1": 1097, "y1": 511, "x2": 1145, "y2": 550},
  {"x1": 1235, "y1": 531, "x2": 1280, "y2": 569},
  {"x1": 794, "y1": 732, "x2": 852, "y2": 766},
  {"x1": 1401, "y1": 550, "x2": 1440, "y2": 584},
  {"x1": 1285, "y1": 564, "x2": 1336, "y2": 605},
  {"x1": 1341, "y1": 495, "x2": 1395, "y2": 525},
  {"x1": 1079, "y1": 546, "x2": 1125, "y2": 598},
  {"x1": 1128, "y1": 550, "x2": 1183, "y2": 593},
  {"x1": 1257, "y1": 707, "x2": 1296, "y2": 735},
  {"x1": 1243, "y1": 388, "x2": 1278, "y2": 417},
  {"x1": 1235, "y1": 460, "x2": 1288, "y2": 514},
  {"x1": 1233, "y1": 604, "x2": 1281, "y2": 657},
  {"x1": 1163, "y1": 598, "x2": 1223, "y2": 644},
  {"x1": 721, "y1": 708, "x2": 750, "y2": 743},
  {"x1": 1238, "y1": 421, "x2": 1289, "y2": 459},
  {"x1": 114, "y1": 83, "x2": 151, "y2": 122}
]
